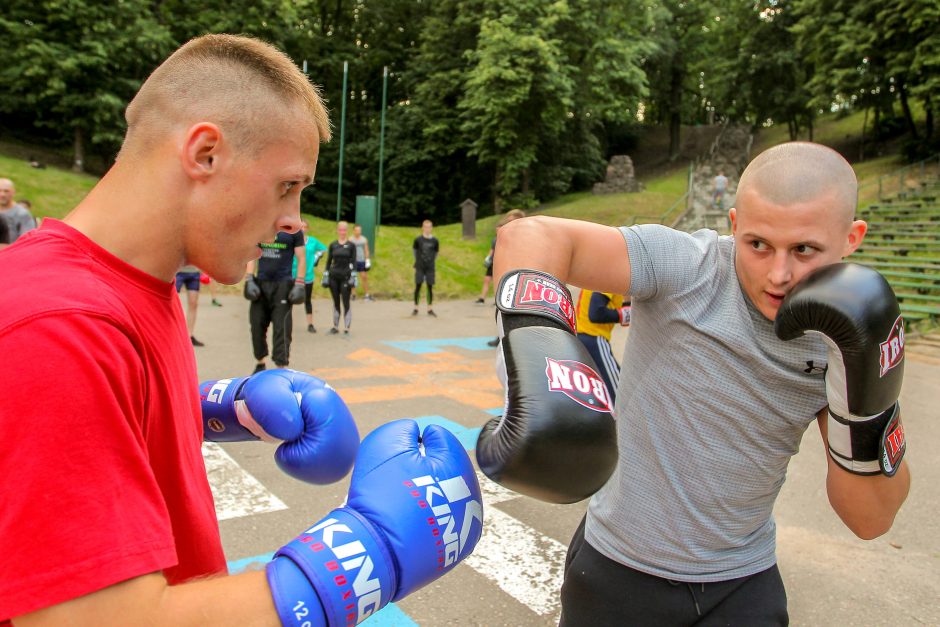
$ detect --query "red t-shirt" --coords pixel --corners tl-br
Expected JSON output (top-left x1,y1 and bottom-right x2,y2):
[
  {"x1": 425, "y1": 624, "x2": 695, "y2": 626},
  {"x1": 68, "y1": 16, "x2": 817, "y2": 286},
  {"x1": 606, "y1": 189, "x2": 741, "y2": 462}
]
[{"x1": 0, "y1": 220, "x2": 226, "y2": 621}]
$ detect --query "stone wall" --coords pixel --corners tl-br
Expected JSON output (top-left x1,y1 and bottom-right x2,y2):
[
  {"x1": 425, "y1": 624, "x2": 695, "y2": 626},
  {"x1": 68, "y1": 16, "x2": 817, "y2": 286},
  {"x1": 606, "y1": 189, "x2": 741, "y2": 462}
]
[{"x1": 593, "y1": 155, "x2": 643, "y2": 194}]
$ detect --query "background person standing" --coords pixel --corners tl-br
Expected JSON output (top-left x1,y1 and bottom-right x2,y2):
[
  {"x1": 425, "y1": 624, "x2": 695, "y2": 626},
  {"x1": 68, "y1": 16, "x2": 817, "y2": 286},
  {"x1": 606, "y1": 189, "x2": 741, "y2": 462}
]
[
  {"x1": 412, "y1": 219, "x2": 439, "y2": 317},
  {"x1": 175, "y1": 264, "x2": 205, "y2": 346},
  {"x1": 0, "y1": 178, "x2": 36, "y2": 243},
  {"x1": 245, "y1": 230, "x2": 306, "y2": 372},
  {"x1": 294, "y1": 220, "x2": 328, "y2": 332},
  {"x1": 324, "y1": 220, "x2": 356, "y2": 334},
  {"x1": 350, "y1": 223, "x2": 373, "y2": 301}
]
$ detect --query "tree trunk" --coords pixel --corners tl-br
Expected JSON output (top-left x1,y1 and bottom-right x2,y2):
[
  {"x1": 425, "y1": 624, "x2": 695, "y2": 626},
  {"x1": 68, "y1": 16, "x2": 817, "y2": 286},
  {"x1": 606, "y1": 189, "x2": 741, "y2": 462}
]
[
  {"x1": 521, "y1": 167, "x2": 530, "y2": 197},
  {"x1": 898, "y1": 81, "x2": 919, "y2": 140},
  {"x1": 859, "y1": 107, "x2": 868, "y2": 162},
  {"x1": 807, "y1": 113, "x2": 814, "y2": 142},
  {"x1": 668, "y1": 60, "x2": 683, "y2": 161},
  {"x1": 493, "y1": 167, "x2": 502, "y2": 215},
  {"x1": 72, "y1": 127, "x2": 85, "y2": 173},
  {"x1": 925, "y1": 96, "x2": 934, "y2": 140}
]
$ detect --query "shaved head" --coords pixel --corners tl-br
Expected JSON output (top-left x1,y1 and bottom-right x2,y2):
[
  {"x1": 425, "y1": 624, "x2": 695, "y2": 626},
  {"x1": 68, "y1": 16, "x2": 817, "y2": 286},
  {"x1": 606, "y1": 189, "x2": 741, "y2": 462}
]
[
  {"x1": 737, "y1": 142, "x2": 857, "y2": 225},
  {"x1": 121, "y1": 34, "x2": 331, "y2": 159}
]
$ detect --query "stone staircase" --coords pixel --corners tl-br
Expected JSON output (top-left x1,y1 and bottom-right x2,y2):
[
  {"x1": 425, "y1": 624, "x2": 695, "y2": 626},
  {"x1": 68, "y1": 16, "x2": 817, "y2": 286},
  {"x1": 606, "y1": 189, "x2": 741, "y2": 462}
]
[
  {"x1": 852, "y1": 180, "x2": 940, "y2": 333},
  {"x1": 674, "y1": 123, "x2": 753, "y2": 233}
]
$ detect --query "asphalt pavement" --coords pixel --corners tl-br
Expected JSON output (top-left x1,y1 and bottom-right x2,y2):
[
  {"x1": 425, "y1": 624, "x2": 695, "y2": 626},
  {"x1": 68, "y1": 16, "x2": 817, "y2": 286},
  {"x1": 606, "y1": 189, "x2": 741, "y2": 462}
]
[{"x1": 192, "y1": 290, "x2": 940, "y2": 626}]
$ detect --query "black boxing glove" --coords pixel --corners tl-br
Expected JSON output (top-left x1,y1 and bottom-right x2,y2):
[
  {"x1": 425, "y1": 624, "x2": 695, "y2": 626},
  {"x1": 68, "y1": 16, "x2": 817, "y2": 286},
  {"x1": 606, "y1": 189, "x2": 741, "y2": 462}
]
[
  {"x1": 288, "y1": 279, "x2": 305, "y2": 305},
  {"x1": 244, "y1": 274, "x2": 261, "y2": 302},
  {"x1": 775, "y1": 263, "x2": 907, "y2": 476},
  {"x1": 476, "y1": 270, "x2": 618, "y2": 503}
]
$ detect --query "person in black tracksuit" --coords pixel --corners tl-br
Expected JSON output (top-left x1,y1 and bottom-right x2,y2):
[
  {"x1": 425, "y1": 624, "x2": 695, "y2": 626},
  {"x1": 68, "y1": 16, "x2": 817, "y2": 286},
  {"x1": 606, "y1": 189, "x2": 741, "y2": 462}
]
[
  {"x1": 412, "y1": 219, "x2": 440, "y2": 317},
  {"x1": 324, "y1": 220, "x2": 357, "y2": 334},
  {"x1": 246, "y1": 230, "x2": 306, "y2": 372}
]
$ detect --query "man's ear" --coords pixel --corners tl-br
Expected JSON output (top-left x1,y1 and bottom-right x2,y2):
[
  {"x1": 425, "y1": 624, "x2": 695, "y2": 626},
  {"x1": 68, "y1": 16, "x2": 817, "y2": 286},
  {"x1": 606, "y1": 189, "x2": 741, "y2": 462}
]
[
  {"x1": 728, "y1": 207, "x2": 737, "y2": 235},
  {"x1": 843, "y1": 219, "x2": 868, "y2": 257},
  {"x1": 181, "y1": 123, "x2": 223, "y2": 181}
]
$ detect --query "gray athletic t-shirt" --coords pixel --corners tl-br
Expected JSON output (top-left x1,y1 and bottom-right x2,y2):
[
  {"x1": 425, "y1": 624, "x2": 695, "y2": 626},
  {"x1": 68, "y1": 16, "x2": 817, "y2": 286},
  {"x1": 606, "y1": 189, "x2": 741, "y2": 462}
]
[{"x1": 585, "y1": 224, "x2": 828, "y2": 582}]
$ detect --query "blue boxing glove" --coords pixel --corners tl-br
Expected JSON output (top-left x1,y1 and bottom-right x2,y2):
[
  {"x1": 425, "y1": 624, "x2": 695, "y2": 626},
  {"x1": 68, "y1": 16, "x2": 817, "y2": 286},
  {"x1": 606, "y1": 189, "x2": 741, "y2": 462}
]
[
  {"x1": 199, "y1": 369, "x2": 360, "y2": 484},
  {"x1": 266, "y1": 419, "x2": 484, "y2": 626}
]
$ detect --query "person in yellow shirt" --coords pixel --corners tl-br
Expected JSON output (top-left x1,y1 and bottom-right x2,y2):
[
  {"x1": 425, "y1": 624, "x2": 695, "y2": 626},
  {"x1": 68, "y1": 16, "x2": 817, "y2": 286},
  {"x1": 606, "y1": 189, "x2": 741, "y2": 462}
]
[{"x1": 575, "y1": 289, "x2": 630, "y2": 405}]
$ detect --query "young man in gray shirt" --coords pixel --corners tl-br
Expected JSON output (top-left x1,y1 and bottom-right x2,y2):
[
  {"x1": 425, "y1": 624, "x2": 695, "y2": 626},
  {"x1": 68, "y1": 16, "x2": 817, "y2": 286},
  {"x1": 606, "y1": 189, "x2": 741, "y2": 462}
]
[{"x1": 478, "y1": 142, "x2": 911, "y2": 625}]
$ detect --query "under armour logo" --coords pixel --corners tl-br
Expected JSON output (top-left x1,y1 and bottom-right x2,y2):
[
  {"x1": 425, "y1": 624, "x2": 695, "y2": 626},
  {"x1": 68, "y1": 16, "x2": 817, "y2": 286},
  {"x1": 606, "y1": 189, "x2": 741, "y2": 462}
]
[{"x1": 804, "y1": 360, "x2": 827, "y2": 375}]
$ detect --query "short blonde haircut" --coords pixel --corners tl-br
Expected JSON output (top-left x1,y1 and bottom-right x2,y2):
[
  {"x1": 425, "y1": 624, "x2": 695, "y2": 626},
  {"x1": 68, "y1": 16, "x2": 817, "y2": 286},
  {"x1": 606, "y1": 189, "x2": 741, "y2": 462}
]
[
  {"x1": 738, "y1": 142, "x2": 857, "y2": 224},
  {"x1": 122, "y1": 34, "x2": 331, "y2": 157}
]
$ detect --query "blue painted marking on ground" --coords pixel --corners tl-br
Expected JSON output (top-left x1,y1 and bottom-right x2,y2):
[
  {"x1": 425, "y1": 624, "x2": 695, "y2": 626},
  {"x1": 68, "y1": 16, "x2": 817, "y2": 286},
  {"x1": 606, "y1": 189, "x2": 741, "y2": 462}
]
[
  {"x1": 368, "y1": 603, "x2": 420, "y2": 626},
  {"x1": 412, "y1": 415, "x2": 481, "y2": 452},
  {"x1": 383, "y1": 336, "x2": 495, "y2": 354},
  {"x1": 227, "y1": 551, "x2": 275, "y2": 574}
]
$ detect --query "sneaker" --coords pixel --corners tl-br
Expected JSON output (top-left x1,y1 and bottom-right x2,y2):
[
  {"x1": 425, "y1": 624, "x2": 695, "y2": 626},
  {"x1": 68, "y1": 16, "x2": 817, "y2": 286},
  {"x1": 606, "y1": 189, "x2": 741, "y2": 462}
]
[
  {"x1": 427, "y1": 309, "x2": 437, "y2": 317},
  {"x1": 253, "y1": 362, "x2": 266, "y2": 374},
  {"x1": 486, "y1": 337, "x2": 500, "y2": 347},
  {"x1": 365, "y1": 294, "x2": 374, "y2": 302},
  {"x1": 344, "y1": 329, "x2": 349, "y2": 334},
  {"x1": 329, "y1": 327, "x2": 339, "y2": 334},
  {"x1": 411, "y1": 309, "x2": 418, "y2": 316},
  {"x1": 211, "y1": 299, "x2": 223, "y2": 307},
  {"x1": 475, "y1": 298, "x2": 485, "y2": 304},
  {"x1": 191, "y1": 335, "x2": 205, "y2": 347},
  {"x1": 352, "y1": 293, "x2": 357, "y2": 301},
  {"x1": 307, "y1": 323, "x2": 316, "y2": 333}
]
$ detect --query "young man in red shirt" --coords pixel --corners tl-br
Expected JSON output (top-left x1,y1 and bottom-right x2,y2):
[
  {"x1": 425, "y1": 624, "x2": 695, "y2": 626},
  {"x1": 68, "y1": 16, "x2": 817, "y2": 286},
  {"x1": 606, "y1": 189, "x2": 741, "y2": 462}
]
[{"x1": 0, "y1": 34, "x2": 482, "y2": 626}]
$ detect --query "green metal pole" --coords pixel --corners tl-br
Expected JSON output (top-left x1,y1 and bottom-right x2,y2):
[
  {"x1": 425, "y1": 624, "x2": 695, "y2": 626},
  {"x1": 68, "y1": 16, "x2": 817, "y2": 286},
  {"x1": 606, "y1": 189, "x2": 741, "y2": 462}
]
[
  {"x1": 376, "y1": 66, "x2": 388, "y2": 230},
  {"x1": 336, "y1": 61, "x2": 348, "y2": 222}
]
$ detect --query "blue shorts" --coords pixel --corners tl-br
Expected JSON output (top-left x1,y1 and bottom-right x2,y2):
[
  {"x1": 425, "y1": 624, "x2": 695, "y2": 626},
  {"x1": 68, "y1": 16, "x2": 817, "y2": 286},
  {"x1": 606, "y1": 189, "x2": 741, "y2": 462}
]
[
  {"x1": 175, "y1": 271, "x2": 201, "y2": 293},
  {"x1": 355, "y1": 261, "x2": 368, "y2": 272}
]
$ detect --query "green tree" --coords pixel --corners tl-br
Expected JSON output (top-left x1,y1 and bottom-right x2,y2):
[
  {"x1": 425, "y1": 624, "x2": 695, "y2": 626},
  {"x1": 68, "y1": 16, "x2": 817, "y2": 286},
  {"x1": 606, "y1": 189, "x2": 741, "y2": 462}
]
[{"x1": 0, "y1": 0, "x2": 173, "y2": 171}]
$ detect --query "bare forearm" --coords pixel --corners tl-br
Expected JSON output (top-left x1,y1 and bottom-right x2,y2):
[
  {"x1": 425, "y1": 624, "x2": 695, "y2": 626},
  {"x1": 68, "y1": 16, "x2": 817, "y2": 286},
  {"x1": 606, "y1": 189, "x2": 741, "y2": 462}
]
[
  {"x1": 493, "y1": 216, "x2": 630, "y2": 293},
  {"x1": 15, "y1": 571, "x2": 280, "y2": 627},
  {"x1": 819, "y1": 415, "x2": 911, "y2": 539},
  {"x1": 826, "y1": 458, "x2": 910, "y2": 539}
]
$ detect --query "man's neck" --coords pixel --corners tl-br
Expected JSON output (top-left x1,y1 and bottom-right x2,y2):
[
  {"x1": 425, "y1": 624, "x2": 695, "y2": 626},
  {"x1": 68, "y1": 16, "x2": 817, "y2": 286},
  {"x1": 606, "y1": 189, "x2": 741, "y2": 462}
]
[{"x1": 64, "y1": 161, "x2": 186, "y2": 282}]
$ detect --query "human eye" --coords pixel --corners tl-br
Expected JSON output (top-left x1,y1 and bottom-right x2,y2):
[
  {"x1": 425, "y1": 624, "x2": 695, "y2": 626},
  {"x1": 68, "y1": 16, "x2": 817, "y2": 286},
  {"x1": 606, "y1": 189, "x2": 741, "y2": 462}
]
[
  {"x1": 794, "y1": 244, "x2": 817, "y2": 256},
  {"x1": 282, "y1": 181, "x2": 299, "y2": 196},
  {"x1": 749, "y1": 239, "x2": 768, "y2": 251}
]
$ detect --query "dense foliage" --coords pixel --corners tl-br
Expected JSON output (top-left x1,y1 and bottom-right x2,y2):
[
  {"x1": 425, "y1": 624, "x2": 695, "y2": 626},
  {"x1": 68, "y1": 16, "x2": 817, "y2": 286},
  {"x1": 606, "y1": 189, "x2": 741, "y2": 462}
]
[{"x1": 0, "y1": 0, "x2": 935, "y2": 223}]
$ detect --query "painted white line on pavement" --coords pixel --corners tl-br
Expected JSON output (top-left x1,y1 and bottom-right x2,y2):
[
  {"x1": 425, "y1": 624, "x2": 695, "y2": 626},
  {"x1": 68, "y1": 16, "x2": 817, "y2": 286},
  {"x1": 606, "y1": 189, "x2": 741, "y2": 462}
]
[
  {"x1": 202, "y1": 443, "x2": 288, "y2": 521},
  {"x1": 465, "y1": 474, "x2": 567, "y2": 618}
]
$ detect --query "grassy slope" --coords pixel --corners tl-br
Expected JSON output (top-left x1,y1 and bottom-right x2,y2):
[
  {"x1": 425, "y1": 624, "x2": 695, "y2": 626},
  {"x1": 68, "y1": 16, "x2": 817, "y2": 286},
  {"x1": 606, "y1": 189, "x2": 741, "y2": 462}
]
[{"x1": 3, "y1": 110, "x2": 928, "y2": 299}]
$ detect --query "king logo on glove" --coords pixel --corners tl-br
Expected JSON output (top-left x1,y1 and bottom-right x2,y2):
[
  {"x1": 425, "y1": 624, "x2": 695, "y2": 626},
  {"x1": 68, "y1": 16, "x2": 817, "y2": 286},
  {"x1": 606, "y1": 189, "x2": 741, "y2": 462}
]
[
  {"x1": 545, "y1": 358, "x2": 611, "y2": 412},
  {"x1": 878, "y1": 315, "x2": 905, "y2": 377}
]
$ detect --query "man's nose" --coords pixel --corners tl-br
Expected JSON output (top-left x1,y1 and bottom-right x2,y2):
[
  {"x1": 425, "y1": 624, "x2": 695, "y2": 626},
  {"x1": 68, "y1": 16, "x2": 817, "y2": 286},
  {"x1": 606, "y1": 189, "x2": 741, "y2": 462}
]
[
  {"x1": 768, "y1": 252, "x2": 792, "y2": 286},
  {"x1": 277, "y1": 203, "x2": 303, "y2": 234}
]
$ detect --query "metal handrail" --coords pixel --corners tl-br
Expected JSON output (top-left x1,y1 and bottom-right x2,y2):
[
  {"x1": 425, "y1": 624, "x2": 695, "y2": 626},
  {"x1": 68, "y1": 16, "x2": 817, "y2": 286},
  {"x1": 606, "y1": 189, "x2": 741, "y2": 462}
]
[{"x1": 859, "y1": 153, "x2": 940, "y2": 206}]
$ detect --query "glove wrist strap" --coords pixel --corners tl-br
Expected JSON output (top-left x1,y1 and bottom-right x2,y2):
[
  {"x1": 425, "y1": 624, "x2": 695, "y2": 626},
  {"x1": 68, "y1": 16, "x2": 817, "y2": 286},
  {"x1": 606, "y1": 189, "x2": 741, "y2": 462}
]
[
  {"x1": 495, "y1": 269, "x2": 576, "y2": 333},
  {"x1": 827, "y1": 403, "x2": 905, "y2": 476},
  {"x1": 200, "y1": 377, "x2": 256, "y2": 442},
  {"x1": 268, "y1": 508, "x2": 396, "y2": 626}
]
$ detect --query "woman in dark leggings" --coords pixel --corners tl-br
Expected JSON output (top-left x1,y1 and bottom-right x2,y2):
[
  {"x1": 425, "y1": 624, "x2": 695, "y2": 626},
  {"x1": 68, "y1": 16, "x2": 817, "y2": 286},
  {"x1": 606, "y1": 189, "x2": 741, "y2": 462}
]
[{"x1": 324, "y1": 221, "x2": 357, "y2": 334}]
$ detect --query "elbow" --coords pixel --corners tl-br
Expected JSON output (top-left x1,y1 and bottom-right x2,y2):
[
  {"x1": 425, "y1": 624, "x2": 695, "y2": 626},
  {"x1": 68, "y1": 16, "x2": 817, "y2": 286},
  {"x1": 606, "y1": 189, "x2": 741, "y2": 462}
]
[{"x1": 844, "y1": 516, "x2": 894, "y2": 540}]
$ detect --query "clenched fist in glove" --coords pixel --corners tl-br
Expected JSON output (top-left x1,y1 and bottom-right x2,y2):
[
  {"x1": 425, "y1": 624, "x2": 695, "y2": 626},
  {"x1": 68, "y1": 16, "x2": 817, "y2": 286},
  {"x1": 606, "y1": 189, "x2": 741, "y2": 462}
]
[
  {"x1": 200, "y1": 369, "x2": 360, "y2": 484},
  {"x1": 288, "y1": 279, "x2": 305, "y2": 305},
  {"x1": 776, "y1": 263, "x2": 907, "y2": 476},
  {"x1": 244, "y1": 274, "x2": 261, "y2": 301},
  {"x1": 266, "y1": 419, "x2": 484, "y2": 626},
  {"x1": 476, "y1": 269, "x2": 618, "y2": 503}
]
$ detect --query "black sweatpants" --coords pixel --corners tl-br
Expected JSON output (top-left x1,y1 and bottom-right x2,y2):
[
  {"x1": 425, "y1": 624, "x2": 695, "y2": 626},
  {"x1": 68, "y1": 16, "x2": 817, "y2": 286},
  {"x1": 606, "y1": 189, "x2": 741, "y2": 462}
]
[
  {"x1": 560, "y1": 517, "x2": 789, "y2": 627},
  {"x1": 249, "y1": 280, "x2": 293, "y2": 367}
]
